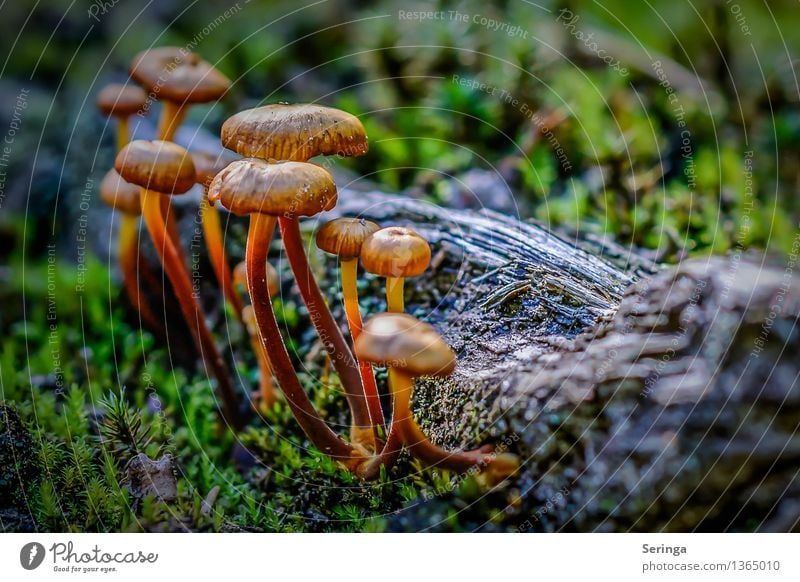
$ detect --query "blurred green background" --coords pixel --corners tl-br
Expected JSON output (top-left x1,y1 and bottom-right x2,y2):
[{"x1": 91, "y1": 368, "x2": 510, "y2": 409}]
[{"x1": 1, "y1": 0, "x2": 798, "y2": 262}]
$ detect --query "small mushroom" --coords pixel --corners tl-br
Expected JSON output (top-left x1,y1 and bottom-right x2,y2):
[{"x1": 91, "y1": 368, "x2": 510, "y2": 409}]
[
  {"x1": 129, "y1": 47, "x2": 231, "y2": 141},
  {"x1": 316, "y1": 217, "x2": 384, "y2": 431},
  {"x1": 192, "y1": 151, "x2": 244, "y2": 320},
  {"x1": 96, "y1": 83, "x2": 147, "y2": 152},
  {"x1": 115, "y1": 139, "x2": 242, "y2": 430},
  {"x1": 208, "y1": 158, "x2": 360, "y2": 464},
  {"x1": 233, "y1": 261, "x2": 279, "y2": 413},
  {"x1": 361, "y1": 227, "x2": 431, "y2": 313},
  {"x1": 355, "y1": 313, "x2": 519, "y2": 480}
]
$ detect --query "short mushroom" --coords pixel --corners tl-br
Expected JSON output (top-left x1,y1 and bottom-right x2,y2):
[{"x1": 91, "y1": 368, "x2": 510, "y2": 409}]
[
  {"x1": 192, "y1": 151, "x2": 244, "y2": 320},
  {"x1": 361, "y1": 227, "x2": 431, "y2": 313},
  {"x1": 316, "y1": 218, "x2": 384, "y2": 431},
  {"x1": 99, "y1": 169, "x2": 163, "y2": 332},
  {"x1": 233, "y1": 261, "x2": 279, "y2": 413},
  {"x1": 115, "y1": 139, "x2": 242, "y2": 430},
  {"x1": 355, "y1": 313, "x2": 519, "y2": 480},
  {"x1": 208, "y1": 158, "x2": 362, "y2": 463},
  {"x1": 129, "y1": 47, "x2": 231, "y2": 141}
]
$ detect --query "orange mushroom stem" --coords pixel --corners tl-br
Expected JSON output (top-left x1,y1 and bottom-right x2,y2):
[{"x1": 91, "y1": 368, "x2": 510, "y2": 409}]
[
  {"x1": 234, "y1": 261, "x2": 279, "y2": 412},
  {"x1": 193, "y1": 151, "x2": 244, "y2": 321}
]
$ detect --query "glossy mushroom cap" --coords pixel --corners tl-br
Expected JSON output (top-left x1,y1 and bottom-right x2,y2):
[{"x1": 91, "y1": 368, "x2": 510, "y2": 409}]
[
  {"x1": 129, "y1": 47, "x2": 231, "y2": 103},
  {"x1": 191, "y1": 151, "x2": 232, "y2": 188},
  {"x1": 96, "y1": 83, "x2": 147, "y2": 117},
  {"x1": 355, "y1": 313, "x2": 456, "y2": 377},
  {"x1": 233, "y1": 261, "x2": 279, "y2": 297},
  {"x1": 207, "y1": 158, "x2": 336, "y2": 217},
  {"x1": 221, "y1": 104, "x2": 368, "y2": 161},
  {"x1": 361, "y1": 226, "x2": 431, "y2": 278},
  {"x1": 99, "y1": 168, "x2": 141, "y2": 215},
  {"x1": 115, "y1": 140, "x2": 196, "y2": 194},
  {"x1": 316, "y1": 217, "x2": 380, "y2": 260}
]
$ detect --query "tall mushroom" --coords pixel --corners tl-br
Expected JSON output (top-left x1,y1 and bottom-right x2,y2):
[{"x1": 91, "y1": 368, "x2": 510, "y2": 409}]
[
  {"x1": 361, "y1": 227, "x2": 431, "y2": 313},
  {"x1": 192, "y1": 151, "x2": 244, "y2": 320},
  {"x1": 99, "y1": 169, "x2": 161, "y2": 332},
  {"x1": 219, "y1": 104, "x2": 374, "y2": 449},
  {"x1": 316, "y1": 218, "x2": 384, "y2": 431},
  {"x1": 115, "y1": 139, "x2": 242, "y2": 430},
  {"x1": 129, "y1": 47, "x2": 231, "y2": 253},
  {"x1": 208, "y1": 158, "x2": 361, "y2": 463},
  {"x1": 233, "y1": 261, "x2": 279, "y2": 413},
  {"x1": 129, "y1": 47, "x2": 231, "y2": 141},
  {"x1": 355, "y1": 313, "x2": 519, "y2": 479}
]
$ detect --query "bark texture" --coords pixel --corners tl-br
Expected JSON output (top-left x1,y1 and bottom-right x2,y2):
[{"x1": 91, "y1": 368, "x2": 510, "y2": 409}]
[{"x1": 321, "y1": 187, "x2": 800, "y2": 532}]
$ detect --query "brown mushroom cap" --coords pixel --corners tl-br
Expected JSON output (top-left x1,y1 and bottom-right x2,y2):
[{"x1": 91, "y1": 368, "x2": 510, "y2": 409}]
[
  {"x1": 220, "y1": 104, "x2": 368, "y2": 161},
  {"x1": 129, "y1": 47, "x2": 231, "y2": 104},
  {"x1": 361, "y1": 227, "x2": 431, "y2": 278},
  {"x1": 233, "y1": 261, "x2": 279, "y2": 297},
  {"x1": 99, "y1": 168, "x2": 141, "y2": 215},
  {"x1": 191, "y1": 151, "x2": 232, "y2": 188},
  {"x1": 354, "y1": 313, "x2": 456, "y2": 377},
  {"x1": 96, "y1": 83, "x2": 148, "y2": 118},
  {"x1": 316, "y1": 217, "x2": 380, "y2": 260},
  {"x1": 115, "y1": 140, "x2": 196, "y2": 194},
  {"x1": 207, "y1": 158, "x2": 336, "y2": 217}
]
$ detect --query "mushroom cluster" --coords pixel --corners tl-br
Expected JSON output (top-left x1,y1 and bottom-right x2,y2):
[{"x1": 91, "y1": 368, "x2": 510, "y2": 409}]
[{"x1": 96, "y1": 49, "x2": 518, "y2": 483}]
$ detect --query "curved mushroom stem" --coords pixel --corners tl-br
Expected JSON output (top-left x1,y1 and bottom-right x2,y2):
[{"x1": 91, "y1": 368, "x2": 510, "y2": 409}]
[
  {"x1": 341, "y1": 258, "x2": 384, "y2": 430},
  {"x1": 390, "y1": 369, "x2": 496, "y2": 472},
  {"x1": 201, "y1": 192, "x2": 245, "y2": 321},
  {"x1": 140, "y1": 188, "x2": 242, "y2": 431},
  {"x1": 386, "y1": 277, "x2": 405, "y2": 313},
  {"x1": 247, "y1": 213, "x2": 359, "y2": 463},
  {"x1": 118, "y1": 213, "x2": 162, "y2": 333},
  {"x1": 279, "y1": 217, "x2": 374, "y2": 450}
]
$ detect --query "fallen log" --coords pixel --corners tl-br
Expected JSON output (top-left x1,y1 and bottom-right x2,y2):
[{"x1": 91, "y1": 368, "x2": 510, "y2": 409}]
[{"x1": 320, "y1": 185, "x2": 800, "y2": 532}]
